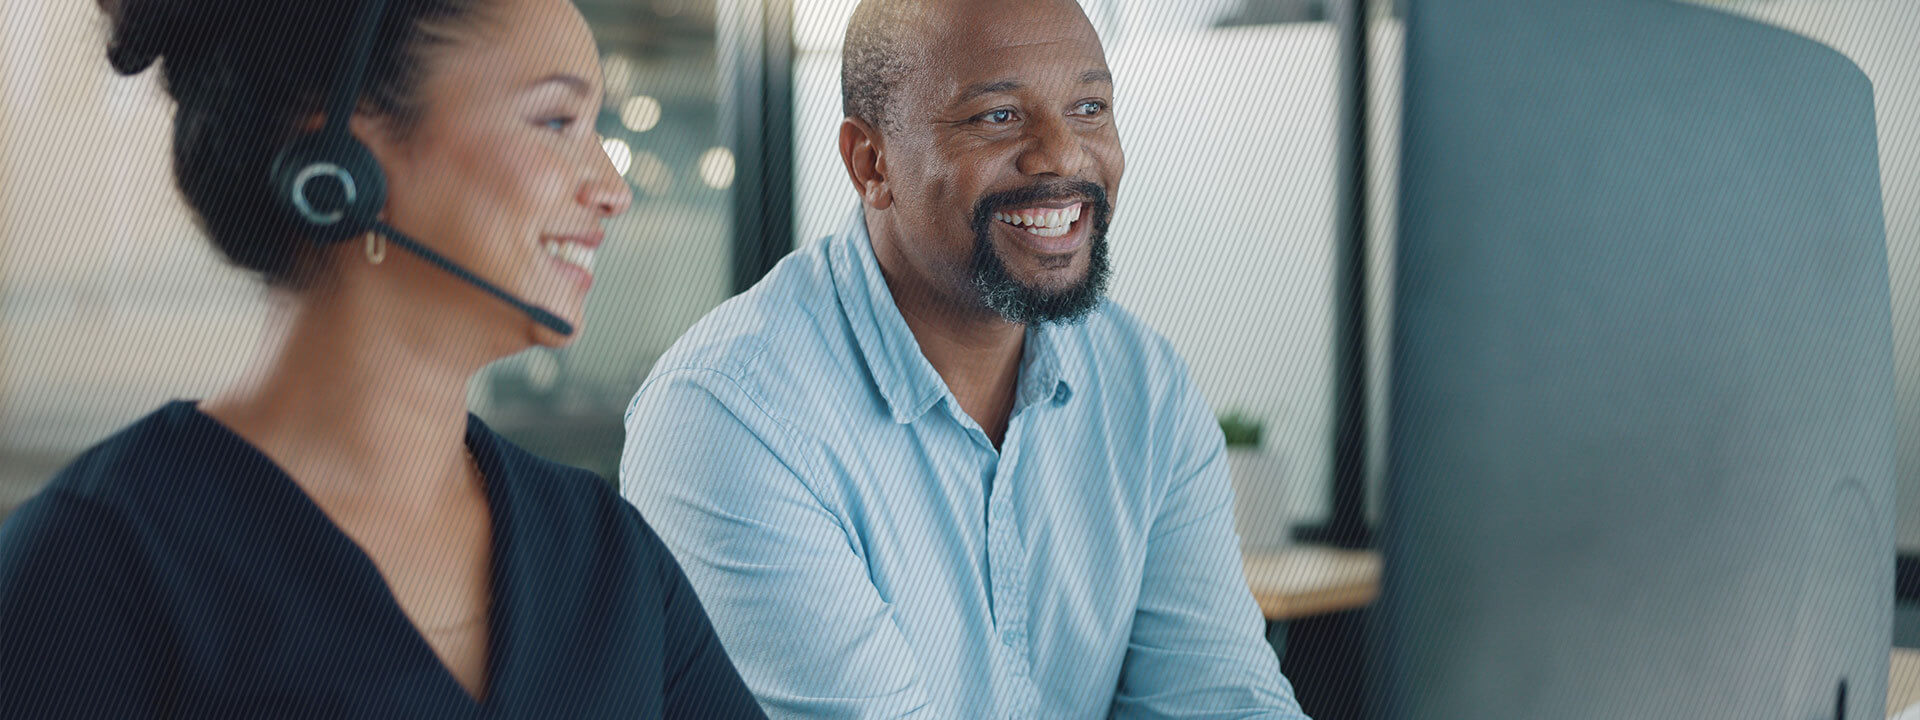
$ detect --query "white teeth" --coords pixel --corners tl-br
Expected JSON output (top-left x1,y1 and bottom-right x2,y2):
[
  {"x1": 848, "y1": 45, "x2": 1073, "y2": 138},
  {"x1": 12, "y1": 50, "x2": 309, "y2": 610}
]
[
  {"x1": 561, "y1": 243, "x2": 595, "y2": 272},
  {"x1": 993, "y1": 203, "x2": 1083, "y2": 232},
  {"x1": 543, "y1": 238, "x2": 596, "y2": 272}
]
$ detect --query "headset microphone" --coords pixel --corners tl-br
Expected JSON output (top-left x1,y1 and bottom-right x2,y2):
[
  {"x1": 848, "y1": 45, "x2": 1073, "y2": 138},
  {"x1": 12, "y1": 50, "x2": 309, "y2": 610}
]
[
  {"x1": 268, "y1": 0, "x2": 575, "y2": 336},
  {"x1": 371, "y1": 221, "x2": 572, "y2": 334}
]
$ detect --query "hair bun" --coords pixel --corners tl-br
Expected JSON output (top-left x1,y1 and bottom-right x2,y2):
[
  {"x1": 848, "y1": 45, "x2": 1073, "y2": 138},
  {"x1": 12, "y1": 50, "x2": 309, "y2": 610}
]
[{"x1": 98, "y1": 0, "x2": 202, "y2": 76}]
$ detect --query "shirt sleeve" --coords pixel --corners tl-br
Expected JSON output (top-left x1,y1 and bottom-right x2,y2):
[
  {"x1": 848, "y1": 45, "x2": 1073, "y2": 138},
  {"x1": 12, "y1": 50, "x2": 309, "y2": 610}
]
[
  {"x1": 1110, "y1": 372, "x2": 1313, "y2": 719},
  {"x1": 0, "y1": 491, "x2": 167, "y2": 718},
  {"x1": 621, "y1": 369, "x2": 942, "y2": 720},
  {"x1": 645, "y1": 510, "x2": 772, "y2": 720}
]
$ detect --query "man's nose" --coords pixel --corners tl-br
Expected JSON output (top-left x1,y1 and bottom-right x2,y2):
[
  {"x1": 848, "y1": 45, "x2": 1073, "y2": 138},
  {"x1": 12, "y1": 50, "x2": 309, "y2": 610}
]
[{"x1": 1016, "y1": 114, "x2": 1091, "y2": 177}]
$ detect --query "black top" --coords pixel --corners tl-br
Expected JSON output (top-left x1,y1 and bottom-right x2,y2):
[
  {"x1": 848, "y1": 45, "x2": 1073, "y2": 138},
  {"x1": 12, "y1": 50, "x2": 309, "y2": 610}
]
[{"x1": 0, "y1": 401, "x2": 766, "y2": 719}]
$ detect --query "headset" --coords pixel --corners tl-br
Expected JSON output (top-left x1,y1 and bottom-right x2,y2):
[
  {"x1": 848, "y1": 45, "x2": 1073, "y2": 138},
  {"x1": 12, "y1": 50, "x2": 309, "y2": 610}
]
[{"x1": 268, "y1": 0, "x2": 574, "y2": 336}]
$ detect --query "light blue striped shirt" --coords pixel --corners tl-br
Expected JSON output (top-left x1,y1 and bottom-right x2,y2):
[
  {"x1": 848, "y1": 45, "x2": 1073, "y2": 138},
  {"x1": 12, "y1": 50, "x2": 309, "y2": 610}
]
[{"x1": 620, "y1": 208, "x2": 1307, "y2": 719}]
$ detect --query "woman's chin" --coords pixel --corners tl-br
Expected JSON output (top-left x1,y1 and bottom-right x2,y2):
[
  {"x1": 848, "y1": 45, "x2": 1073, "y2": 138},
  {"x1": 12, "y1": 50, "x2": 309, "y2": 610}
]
[
  {"x1": 517, "y1": 284, "x2": 586, "y2": 349},
  {"x1": 529, "y1": 316, "x2": 584, "y2": 349}
]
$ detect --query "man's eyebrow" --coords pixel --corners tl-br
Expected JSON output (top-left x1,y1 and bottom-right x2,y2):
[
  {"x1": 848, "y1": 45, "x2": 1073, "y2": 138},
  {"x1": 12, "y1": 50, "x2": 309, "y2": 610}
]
[
  {"x1": 526, "y1": 73, "x2": 594, "y2": 96},
  {"x1": 954, "y1": 70, "x2": 1111, "y2": 104},
  {"x1": 957, "y1": 79, "x2": 1022, "y2": 104}
]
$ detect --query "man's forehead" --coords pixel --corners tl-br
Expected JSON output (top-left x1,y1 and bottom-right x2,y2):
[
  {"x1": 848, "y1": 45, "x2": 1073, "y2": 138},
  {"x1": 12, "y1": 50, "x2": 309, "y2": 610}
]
[
  {"x1": 917, "y1": 0, "x2": 1103, "y2": 53},
  {"x1": 909, "y1": 0, "x2": 1110, "y2": 100}
]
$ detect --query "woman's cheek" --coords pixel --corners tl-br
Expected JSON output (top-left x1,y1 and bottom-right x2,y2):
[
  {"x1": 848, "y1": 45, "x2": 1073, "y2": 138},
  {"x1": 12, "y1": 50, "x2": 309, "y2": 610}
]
[{"x1": 489, "y1": 140, "x2": 572, "y2": 217}]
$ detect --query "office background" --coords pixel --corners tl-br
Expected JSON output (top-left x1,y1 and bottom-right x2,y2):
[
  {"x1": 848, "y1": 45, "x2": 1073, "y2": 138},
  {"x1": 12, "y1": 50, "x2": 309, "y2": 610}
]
[
  {"x1": 0, "y1": 0, "x2": 1376, "y2": 537},
  {"x1": 0, "y1": 0, "x2": 1916, "y2": 712}
]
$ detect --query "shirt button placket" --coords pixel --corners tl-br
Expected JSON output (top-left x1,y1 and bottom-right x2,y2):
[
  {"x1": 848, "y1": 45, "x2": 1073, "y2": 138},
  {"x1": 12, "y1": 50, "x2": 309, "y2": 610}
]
[
  {"x1": 989, "y1": 492, "x2": 1017, "y2": 643},
  {"x1": 984, "y1": 446, "x2": 1036, "y2": 717}
]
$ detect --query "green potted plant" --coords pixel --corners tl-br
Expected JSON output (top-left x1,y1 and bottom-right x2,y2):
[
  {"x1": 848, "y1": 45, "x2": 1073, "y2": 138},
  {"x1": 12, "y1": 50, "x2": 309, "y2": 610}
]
[
  {"x1": 1219, "y1": 409, "x2": 1289, "y2": 549},
  {"x1": 1218, "y1": 410, "x2": 1265, "y2": 449}
]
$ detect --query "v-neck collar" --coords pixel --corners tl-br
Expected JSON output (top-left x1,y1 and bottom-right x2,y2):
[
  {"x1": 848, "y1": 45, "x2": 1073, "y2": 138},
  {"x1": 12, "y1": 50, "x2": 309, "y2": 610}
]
[{"x1": 168, "y1": 401, "x2": 521, "y2": 715}]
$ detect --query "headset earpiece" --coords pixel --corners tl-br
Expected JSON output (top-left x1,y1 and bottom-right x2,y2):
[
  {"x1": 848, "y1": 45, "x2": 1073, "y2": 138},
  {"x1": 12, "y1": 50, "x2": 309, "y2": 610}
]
[{"x1": 271, "y1": 131, "x2": 387, "y2": 245}]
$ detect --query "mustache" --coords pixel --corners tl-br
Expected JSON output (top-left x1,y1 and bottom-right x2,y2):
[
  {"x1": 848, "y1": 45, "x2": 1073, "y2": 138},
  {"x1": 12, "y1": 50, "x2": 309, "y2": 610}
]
[
  {"x1": 973, "y1": 179, "x2": 1111, "y2": 220},
  {"x1": 966, "y1": 177, "x2": 1116, "y2": 325}
]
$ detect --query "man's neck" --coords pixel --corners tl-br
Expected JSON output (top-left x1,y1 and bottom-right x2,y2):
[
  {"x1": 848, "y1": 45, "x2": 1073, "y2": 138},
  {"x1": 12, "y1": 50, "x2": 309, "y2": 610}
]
[
  {"x1": 868, "y1": 214, "x2": 1027, "y2": 448},
  {"x1": 895, "y1": 289, "x2": 1025, "y2": 449}
]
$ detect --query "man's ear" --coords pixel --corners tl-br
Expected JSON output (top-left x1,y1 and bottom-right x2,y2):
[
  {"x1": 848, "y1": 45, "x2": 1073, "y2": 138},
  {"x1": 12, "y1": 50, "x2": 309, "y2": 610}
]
[{"x1": 838, "y1": 116, "x2": 892, "y2": 210}]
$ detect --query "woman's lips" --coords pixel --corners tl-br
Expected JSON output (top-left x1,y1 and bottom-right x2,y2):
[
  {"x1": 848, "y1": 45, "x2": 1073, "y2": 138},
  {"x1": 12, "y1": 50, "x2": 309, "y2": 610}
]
[{"x1": 539, "y1": 231, "x2": 602, "y2": 290}]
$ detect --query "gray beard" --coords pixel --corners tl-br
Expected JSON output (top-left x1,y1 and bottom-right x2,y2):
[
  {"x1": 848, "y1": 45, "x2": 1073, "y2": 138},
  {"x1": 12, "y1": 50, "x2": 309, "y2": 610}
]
[{"x1": 969, "y1": 230, "x2": 1111, "y2": 326}]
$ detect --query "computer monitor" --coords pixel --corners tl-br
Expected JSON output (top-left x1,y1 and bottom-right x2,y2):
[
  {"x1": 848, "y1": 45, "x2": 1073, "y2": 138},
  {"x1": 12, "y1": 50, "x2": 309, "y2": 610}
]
[{"x1": 1378, "y1": 1, "x2": 1896, "y2": 718}]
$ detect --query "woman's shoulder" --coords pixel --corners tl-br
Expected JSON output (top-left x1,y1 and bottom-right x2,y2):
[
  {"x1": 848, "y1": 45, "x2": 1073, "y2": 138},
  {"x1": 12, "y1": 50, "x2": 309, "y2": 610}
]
[
  {"x1": 38, "y1": 400, "x2": 211, "y2": 505},
  {"x1": 0, "y1": 486, "x2": 142, "y2": 585},
  {"x1": 11, "y1": 400, "x2": 289, "y2": 575},
  {"x1": 2, "y1": 401, "x2": 215, "y2": 582},
  {"x1": 0, "y1": 476, "x2": 158, "y2": 641}
]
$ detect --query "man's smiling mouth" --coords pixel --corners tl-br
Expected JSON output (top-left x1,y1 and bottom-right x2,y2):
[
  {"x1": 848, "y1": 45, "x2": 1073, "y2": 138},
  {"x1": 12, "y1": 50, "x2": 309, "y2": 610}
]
[{"x1": 991, "y1": 202, "x2": 1084, "y2": 238}]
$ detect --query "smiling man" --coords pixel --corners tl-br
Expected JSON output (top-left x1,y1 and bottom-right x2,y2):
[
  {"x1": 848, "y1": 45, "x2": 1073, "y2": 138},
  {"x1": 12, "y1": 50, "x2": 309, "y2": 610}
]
[{"x1": 619, "y1": 0, "x2": 1308, "y2": 717}]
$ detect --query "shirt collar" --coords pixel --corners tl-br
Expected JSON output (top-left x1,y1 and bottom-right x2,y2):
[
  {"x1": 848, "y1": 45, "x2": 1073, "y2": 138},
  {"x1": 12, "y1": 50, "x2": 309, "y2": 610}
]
[
  {"x1": 829, "y1": 206, "x2": 1074, "y2": 425},
  {"x1": 1016, "y1": 320, "x2": 1074, "y2": 413}
]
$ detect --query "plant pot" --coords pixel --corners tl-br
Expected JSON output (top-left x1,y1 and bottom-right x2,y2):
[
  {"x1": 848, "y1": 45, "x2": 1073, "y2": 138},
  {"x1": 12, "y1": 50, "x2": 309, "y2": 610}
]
[{"x1": 1227, "y1": 447, "x2": 1291, "y2": 549}]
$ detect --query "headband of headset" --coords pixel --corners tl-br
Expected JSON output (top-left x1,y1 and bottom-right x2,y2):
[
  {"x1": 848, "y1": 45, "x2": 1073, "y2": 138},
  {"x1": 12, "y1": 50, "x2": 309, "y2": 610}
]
[{"x1": 269, "y1": 0, "x2": 391, "y2": 245}]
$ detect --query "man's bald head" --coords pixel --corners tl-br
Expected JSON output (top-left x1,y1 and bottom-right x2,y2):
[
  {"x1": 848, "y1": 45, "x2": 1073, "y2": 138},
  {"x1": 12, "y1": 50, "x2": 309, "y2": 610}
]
[{"x1": 841, "y1": 0, "x2": 1096, "y2": 131}]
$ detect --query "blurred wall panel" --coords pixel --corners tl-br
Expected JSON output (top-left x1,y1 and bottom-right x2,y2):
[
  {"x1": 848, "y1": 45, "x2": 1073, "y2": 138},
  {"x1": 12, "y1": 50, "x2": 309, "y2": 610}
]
[{"x1": 0, "y1": 2, "x2": 264, "y2": 510}]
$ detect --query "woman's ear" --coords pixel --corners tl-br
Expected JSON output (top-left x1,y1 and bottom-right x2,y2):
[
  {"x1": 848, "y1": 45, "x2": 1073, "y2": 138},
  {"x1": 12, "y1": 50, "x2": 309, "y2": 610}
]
[
  {"x1": 838, "y1": 116, "x2": 892, "y2": 211},
  {"x1": 348, "y1": 111, "x2": 406, "y2": 185}
]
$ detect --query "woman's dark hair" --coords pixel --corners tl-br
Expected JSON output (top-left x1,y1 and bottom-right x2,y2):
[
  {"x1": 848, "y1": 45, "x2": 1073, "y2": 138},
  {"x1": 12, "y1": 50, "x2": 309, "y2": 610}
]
[{"x1": 96, "y1": 0, "x2": 497, "y2": 286}]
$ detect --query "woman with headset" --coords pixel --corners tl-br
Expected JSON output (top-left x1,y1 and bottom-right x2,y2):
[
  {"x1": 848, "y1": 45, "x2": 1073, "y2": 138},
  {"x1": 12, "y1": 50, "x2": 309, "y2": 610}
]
[{"x1": 0, "y1": 0, "x2": 766, "y2": 716}]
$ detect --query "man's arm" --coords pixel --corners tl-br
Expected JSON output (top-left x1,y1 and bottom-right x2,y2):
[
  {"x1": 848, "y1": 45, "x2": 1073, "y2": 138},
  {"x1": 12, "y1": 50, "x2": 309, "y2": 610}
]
[
  {"x1": 621, "y1": 369, "x2": 940, "y2": 720},
  {"x1": 643, "y1": 503, "x2": 768, "y2": 720},
  {"x1": 1110, "y1": 372, "x2": 1312, "y2": 719}
]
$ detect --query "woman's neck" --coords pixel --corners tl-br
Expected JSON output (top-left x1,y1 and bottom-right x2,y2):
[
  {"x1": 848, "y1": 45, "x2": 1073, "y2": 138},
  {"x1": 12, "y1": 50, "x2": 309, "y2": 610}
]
[{"x1": 202, "y1": 281, "x2": 498, "y2": 509}]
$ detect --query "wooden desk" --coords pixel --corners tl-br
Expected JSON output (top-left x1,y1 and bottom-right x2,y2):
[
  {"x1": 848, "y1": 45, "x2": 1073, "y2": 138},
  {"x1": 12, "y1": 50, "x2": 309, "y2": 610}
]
[
  {"x1": 1241, "y1": 545, "x2": 1382, "y2": 621},
  {"x1": 1892, "y1": 649, "x2": 1920, "y2": 718}
]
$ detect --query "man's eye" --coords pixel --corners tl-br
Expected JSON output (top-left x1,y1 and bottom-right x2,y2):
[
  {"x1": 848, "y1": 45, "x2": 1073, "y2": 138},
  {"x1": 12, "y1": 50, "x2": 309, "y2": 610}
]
[
  {"x1": 1075, "y1": 101, "x2": 1108, "y2": 116},
  {"x1": 977, "y1": 109, "x2": 1017, "y2": 125},
  {"x1": 541, "y1": 116, "x2": 576, "y2": 132}
]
